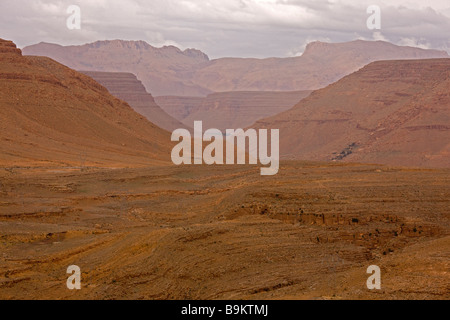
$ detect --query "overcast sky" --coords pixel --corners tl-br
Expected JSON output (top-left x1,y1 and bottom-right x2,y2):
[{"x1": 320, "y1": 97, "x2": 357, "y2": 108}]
[{"x1": 1, "y1": 0, "x2": 449, "y2": 58}]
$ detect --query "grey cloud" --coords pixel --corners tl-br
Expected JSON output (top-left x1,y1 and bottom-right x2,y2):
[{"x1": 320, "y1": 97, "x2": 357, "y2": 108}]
[{"x1": 0, "y1": 0, "x2": 449, "y2": 58}]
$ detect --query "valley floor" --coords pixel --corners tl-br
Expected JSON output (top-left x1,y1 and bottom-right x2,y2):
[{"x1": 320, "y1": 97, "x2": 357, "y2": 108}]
[{"x1": 0, "y1": 161, "x2": 449, "y2": 299}]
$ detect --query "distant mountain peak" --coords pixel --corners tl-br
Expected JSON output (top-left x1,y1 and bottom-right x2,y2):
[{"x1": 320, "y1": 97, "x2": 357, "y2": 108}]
[
  {"x1": 86, "y1": 39, "x2": 154, "y2": 50},
  {"x1": 302, "y1": 39, "x2": 449, "y2": 58},
  {"x1": 183, "y1": 48, "x2": 210, "y2": 61},
  {"x1": 302, "y1": 41, "x2": 331, "y2": 56}
]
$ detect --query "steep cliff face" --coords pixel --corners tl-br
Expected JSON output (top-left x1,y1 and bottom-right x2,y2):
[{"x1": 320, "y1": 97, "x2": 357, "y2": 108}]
[
  {"x1": 80, "y1": 71, "x2": 188, "y2": 131},
  {"x1": 252, "y1": 59, "x2": 450, "y2": 168},
  {"x1": 0, "y1": 39, "x2": 172, "y2": 167},
  {"x1": 156, "y1": 91, "x2": 312, "y2": 130},
  {"x1": 23, "y1": 40, "x2": 449, "y2": 96}
]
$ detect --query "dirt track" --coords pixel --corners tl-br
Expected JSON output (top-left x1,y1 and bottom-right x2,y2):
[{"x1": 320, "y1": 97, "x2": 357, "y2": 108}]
[{"x1": 0, "y1": 161, "x2": 449, "y2": 299}]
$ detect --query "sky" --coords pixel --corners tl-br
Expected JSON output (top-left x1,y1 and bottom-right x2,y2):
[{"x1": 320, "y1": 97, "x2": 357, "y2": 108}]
[{"x1": 1, "y1": 0, "x2": 449, "y2": 59}]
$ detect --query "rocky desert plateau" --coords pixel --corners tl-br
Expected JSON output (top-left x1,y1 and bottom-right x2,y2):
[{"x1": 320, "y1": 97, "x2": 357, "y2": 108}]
[{"x1": 1, "y1": 162, "x2": 449, "y2": 299}]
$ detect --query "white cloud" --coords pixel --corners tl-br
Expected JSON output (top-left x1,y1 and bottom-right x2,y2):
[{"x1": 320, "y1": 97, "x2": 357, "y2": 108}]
[
  {"x1": 372, "y1": 31, "x2": 388, "y2": 42},
  {"x1": 398, "y1": 37, "x2": 431, "y2": 49}
]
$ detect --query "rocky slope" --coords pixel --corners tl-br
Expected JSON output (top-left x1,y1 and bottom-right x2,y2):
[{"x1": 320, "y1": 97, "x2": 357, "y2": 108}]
[
  {"x1": 155, "y1": 90, "x2": 312, "y2": 130},
  {"x1": 0, "y1": 39, "x2": 172, "y2": 168},
  {"x1": 252, "y1": 59, "x2": 450, "y2": 168},
  {"x1": 80, "y1": 71, "x2": 187, "y2": 131},
  {"x1": 23, "y1": 40, "x2": 449, "y2": 96}
]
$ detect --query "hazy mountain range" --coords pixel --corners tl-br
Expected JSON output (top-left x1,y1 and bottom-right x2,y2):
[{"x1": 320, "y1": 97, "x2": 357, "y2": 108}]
[{"x1": 23, "y1": 39, "x2": 448, "y2": 96}]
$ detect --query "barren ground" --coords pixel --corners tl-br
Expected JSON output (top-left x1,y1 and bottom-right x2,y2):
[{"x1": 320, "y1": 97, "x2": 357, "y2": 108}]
[{"x1": 0, "y1": 161, "x2": 449, "y2": 300}]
